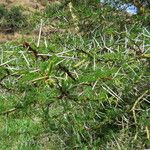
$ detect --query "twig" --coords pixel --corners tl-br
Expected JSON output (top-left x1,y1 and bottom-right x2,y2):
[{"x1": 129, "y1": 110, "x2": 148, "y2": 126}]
[
  {"x1": 0, "y1": 59, "x2": 16, "y2": 67},
  {"x1": 37, "y1": 19, "x2": 43, "y2": 47},
  {"x1": 1, "y1": 108, "x2": 17, "y2": 115},
  {"x1": 58, "y1": 64, "x2": 76, "y2": 81},
  {"x1": 131, "y1": 90, "x2": 148, "y2": 111}
]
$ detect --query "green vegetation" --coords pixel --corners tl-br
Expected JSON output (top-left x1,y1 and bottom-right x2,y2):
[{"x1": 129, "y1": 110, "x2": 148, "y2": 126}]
[
  {"x1": 0, "y1": 1, "x2": 149, "y2": 149},
  {"x1": 0, "y1": 5, "x2": 28, "y2": 33}
]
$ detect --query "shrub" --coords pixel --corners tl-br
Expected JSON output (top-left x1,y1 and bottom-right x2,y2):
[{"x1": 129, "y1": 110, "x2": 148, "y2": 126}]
[
  {"x1": 0, "y1": 5, "x2": 7, "y2": 19},
  {"x1": 0, "y1": 6, "x2": 27, "y2": 33}
]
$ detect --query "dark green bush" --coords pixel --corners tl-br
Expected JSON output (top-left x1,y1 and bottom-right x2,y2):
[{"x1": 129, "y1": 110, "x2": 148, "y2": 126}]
[
  {"x1": 0, "y1": 6, "x2": 27, "y2": 33},
  {"x1": 0, "y1": 5, "x2": 7, "y2": 19}
]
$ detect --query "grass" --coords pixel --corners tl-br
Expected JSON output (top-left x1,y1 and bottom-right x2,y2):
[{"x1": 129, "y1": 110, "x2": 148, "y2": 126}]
[{"x1": 0, "y1": 2, "x2": 150, "y2": 149}]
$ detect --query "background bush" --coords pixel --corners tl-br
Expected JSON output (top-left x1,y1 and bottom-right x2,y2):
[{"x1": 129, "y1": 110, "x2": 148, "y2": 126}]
[{"x1": 0, "y1": 6, "x2": 27, "y2": 33}]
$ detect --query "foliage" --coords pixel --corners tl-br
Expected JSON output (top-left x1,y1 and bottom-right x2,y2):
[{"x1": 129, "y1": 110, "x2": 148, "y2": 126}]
[
  {"x1": 0, "y1": 5, "x2": 7, "y2": 19},
  {"x1": 0, "y1": 6, "x2": 28, "y2": 33},
  {"x1": 0, "y1": 1, "x2": 149, "y2": 149}
]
